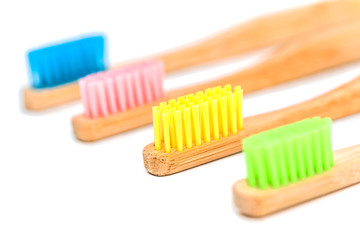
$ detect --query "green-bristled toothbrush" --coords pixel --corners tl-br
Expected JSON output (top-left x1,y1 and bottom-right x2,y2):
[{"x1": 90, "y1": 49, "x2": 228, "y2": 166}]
[{"x1": 233, "y1": 117, "x2": 360, "y2": 217}]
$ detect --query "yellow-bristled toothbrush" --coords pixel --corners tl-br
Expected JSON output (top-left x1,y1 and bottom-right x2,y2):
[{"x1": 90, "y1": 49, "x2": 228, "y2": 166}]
[{"x1": 143, "y1": 77, "x2": 360, "y2": 176}]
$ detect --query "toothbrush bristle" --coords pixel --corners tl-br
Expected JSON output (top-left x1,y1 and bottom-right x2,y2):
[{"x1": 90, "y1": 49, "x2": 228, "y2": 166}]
[
  {"x1": 27, "y1": 34, "x2": 106, "y2": 89},
  {"x1": 243, "y1": 117, "x2": 334, "y2": 190},
  {"x1": 79, "y1": 60, "x2": 165, "y2": 118},
  {"x1": 152, "y1": 84, "x2": 243, "y2": 153}
]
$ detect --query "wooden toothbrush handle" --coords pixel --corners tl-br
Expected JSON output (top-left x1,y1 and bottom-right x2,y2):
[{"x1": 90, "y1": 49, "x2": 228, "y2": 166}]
[
  {"x1": 153, "y1": 0, "x2": 360, "y2": 73},
  {"x1": 143, "y1": 77, "x2": 360, "y2": 176},
  {"x1": 233, "y1": 145, "x2": 360, "y2": 217},
  {"x1": 247, "y1": 77, "x2": 360, "y2": 133}
]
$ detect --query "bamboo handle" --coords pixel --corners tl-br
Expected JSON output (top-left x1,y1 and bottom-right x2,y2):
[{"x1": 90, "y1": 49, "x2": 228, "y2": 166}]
[
  {"x1": 143, "y1": 77, "x2": 360, "y2": 176},
  {"x1": 233, "y1": 145, "x2": 360, "y2": 217},
  {"x1": 23, "y1": 82, "x2": 79, "y2": 110},
  {"x1": 150, "y1": 0, "x2": 360, "y2": 73}
]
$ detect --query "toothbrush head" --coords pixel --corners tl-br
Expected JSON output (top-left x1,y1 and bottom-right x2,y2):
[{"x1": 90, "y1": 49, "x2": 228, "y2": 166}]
[{"x1": 27, "y1": 34, "x2": 107, "y2": 89}]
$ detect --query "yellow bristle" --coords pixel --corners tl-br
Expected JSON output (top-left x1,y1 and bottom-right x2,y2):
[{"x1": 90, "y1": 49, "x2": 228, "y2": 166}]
[
  {"x1": 196, "y1": 91, "x2": 204, "y2": 98},
  {"x1": 184, "y1": 99, "x2": 190, "y2": 107},
  {"x1": 191, "y1": 104, "x2": 201, "y2": 146},
  {"x1": 205, "y1": 88, "x2": 213, "y2": 96},
  {"x1": 214, "y1": 86, "x2": 221, "y2": 93},
  {"x1": 159, "y1": 102, "x2": 167, "y2": 140},
  {"x1": 183, "y1": 107, "x2": 192, "y2": 149},
  {"x1": 225, "y1": 84, "x2": 232, "y2": 92},
  {"x1": 179, "y1": 105, "x2": 187, "y2": 145},
  {"x1": 177, "y1": 96, "x2": 185, "y2": 104},
  {"x1": 228, "y1": 93, "x2": 237, "y2": 134},
  {"x1": 152, "y1": 85, "x2": 243, "y2": 152},
  {"x1": 169, "y1": 99, "x2": 176, "y2": 107},
  {"x1": 234, "y1": 86, "x2": 243, "y2": 130},
  {"x1": 153, "y1": 106, "x2": 161, "y2": 150},
  {"x1": 162, "y1": 112, "x2": 171, "y2": 153},
  {"x1": 200, "y1": 101, "x2": 211, "y2": 143},
  {"x1": 207, "y1": 98, "x2": 214, "y2": 137},
  {"x1": 210, "y1": 98, "x2": 219, "y2": 140},
  {"x1": 169, "y1": 108, "x2": 177, "y2": 148},
  {"x1": 219, "y1": 95, "x2": 228, "y2": 137},
  {"x1": 186, "y1": 94, "x2": 195, "y2": 101},
  {"x1": 174, "y1": 110, "x2": 183, "y2": 152},
  {"x1": 174, "y1": 102, "x2": 180, "y2": 109}
]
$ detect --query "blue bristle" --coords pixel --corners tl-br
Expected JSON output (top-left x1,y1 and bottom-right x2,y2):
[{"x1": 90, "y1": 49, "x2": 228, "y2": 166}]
[{"x1": 26, "y1": 34, "x2": 107, "y2": 89}]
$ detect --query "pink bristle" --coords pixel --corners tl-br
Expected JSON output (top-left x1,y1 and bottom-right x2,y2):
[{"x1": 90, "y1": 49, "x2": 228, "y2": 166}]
[
  {"x1": 123, "y1": 72, "x2": 136, "y2": 109},
  {"x1": 131, "y1": 68, "x2": 145, "y2": 106},
  {"x1": 95, "y1": 79, "x2": 109, "y2": 118},
  {"x1": 114, "y1": 73, "x2": 127, "y2": 112},
  {"x1": 148, "y1": 60, "x2": 164, "y2": 99},
  {"x1": 79, "y1": 60, "x2": 164, "y2": 119},
  {"x1": 88, "y1": 80, "x2": 99, "y2": 118},
  {"x1": 146, "y1": 63, "x2": 159, "y2": 100},
  {"x1": 103, "y1": 73, "x2": 118, "y2": 115},
  {"x1": 139, "y1": 62, "x2": 153, "y2": 103}
]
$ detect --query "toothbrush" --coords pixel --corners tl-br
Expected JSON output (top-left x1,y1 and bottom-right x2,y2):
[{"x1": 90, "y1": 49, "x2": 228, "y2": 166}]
[
  {"x1": 143, "y1": 75, "x2": 360, "y2": 176},
  {"x1": 24, "y1": 0, "x2": 360, "y2": 110},
  {"x1": 233, "y1": 118, "x2": 360, "y2": 217},
  {"x1": 73, "y1": 19, "x2": 360, "y2": 141}
]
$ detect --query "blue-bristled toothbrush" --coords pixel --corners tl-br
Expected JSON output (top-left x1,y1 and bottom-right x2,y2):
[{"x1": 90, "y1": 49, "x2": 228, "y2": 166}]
[{"x1": 23, "y1": 0, "x2": 360, "y2": 110}]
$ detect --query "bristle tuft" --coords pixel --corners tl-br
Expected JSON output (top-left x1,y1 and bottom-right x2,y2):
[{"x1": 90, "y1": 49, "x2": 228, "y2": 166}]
[
  {"x1": 27, "y1": 35, "x2": 106, "y2": 88},
  {"x1": 153, "y1": 85, "x2": 243, "y2": 152},
  {"x1": 80, "y1": 60, "x2": 165, "y2": 118},
  {"x1": 243, "y1": 117, "x2": 334, "y2": 190}
]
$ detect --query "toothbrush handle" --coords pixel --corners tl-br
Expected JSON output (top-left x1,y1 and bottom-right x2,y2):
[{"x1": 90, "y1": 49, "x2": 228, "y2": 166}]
[
  {"x1": 153, "y1": 0, "x2": 360, "y2": 73},
  {"x1": 249, "y1": 77, "x2": 360, "y2": 132}
]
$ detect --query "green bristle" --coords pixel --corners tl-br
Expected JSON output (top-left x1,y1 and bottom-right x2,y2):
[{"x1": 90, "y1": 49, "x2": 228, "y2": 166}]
[{"x1": 243, "y1": 117, "x2": 334, "y2": 190}]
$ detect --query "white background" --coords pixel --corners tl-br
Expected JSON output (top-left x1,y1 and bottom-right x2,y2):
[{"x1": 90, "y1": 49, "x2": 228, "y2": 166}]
[{"x1": 1, "y1": 0, "x2": 360, "y2": 239}]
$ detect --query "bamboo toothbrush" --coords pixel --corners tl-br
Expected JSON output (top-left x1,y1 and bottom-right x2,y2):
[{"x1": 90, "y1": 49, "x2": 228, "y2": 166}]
[
  {"x1": 24, "y1": 0, "x2": 360, "y2": 110},
  {"x1": 233, "y1": 118, "x2": 360, "y2": 217},
  {"x1": 73, "y1": 19, "x2": 360, "y2": 142},
  {"x1": 143, "y1": 75, "x2": 360, "y2": 176}
]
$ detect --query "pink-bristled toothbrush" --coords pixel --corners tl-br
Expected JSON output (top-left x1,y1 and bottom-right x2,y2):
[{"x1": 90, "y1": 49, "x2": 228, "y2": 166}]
[{"x1": 72, "y1": 18, "x2": 360, "y2": 142}]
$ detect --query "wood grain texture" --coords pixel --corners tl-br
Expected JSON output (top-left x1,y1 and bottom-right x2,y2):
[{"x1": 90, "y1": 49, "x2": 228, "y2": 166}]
[
  {"x1": 73, "y1": 19, "x2": 360, "y2": 142},
  {"x1": 25, "y1": 0, "x2": 360, "y2": 110},
  {"x1": 143, "y1": 77, "x2": 360, "y2": 176},
  {"x1": 23, "y1": 82, "x2": 79, "y2": 110},
  {"x1": 233, "y1": 145, "x2": 360, "y2": 217},
  {"x1": 151, "y1": 0, "x2": 360, "y2": 73}
]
